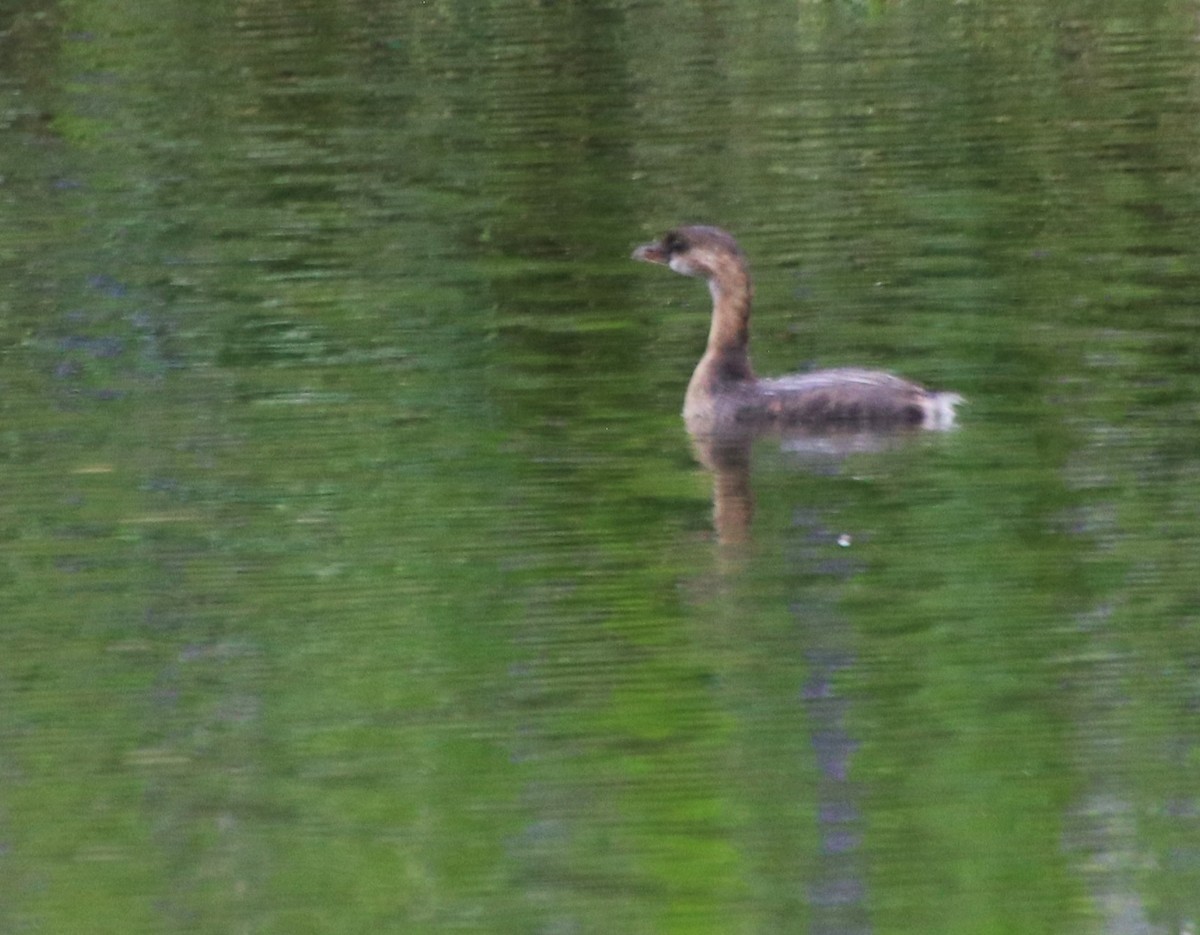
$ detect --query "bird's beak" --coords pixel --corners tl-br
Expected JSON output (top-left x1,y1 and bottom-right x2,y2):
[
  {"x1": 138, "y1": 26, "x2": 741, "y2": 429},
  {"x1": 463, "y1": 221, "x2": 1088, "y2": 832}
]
[{"x1": 631, "y1": 240, "x2": 668, "y2": 265}]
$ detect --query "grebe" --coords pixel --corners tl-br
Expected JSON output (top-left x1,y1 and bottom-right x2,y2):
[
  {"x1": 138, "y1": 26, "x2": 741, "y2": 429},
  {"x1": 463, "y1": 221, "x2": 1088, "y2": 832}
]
[{"x1": 632, "y1": 225, "x2": 961, "y2": 431}]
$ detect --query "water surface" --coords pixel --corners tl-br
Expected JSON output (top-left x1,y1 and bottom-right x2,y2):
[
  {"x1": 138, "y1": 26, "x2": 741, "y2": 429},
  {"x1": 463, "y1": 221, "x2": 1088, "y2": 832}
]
[{"x1": 2, "y1": 1, "x2": 1199, "y2": 932}]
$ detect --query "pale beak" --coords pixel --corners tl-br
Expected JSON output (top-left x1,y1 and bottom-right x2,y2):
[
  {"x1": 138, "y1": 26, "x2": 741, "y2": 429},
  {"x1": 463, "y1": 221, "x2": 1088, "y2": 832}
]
[{"x1": 631, "y1": 241, "x2": 669, "y2": 265}]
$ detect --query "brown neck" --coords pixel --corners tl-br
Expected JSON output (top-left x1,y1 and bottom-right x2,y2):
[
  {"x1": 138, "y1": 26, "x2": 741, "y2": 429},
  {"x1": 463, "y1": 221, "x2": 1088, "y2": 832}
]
[{"x1": 703, "y1": 259, "x2": 754, "y2": 380}]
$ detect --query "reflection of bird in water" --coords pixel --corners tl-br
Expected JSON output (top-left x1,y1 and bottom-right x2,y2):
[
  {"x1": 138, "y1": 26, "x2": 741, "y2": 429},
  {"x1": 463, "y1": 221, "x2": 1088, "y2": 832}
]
[{"x1": 632, "y1": 225, "x2": 961, "y2": 434}]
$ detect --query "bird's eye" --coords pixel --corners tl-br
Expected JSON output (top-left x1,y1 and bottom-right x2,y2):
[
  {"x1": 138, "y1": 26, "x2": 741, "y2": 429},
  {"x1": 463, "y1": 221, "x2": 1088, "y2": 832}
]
[{"x1": 663, "y1": 232, "x2": 688, "y2": 255}]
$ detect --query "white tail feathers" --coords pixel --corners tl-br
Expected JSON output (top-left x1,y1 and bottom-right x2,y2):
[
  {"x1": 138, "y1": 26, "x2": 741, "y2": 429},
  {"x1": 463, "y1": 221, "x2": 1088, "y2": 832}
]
[{"x1": 920, "y1": 392, "x2": 964, "y2": 431}]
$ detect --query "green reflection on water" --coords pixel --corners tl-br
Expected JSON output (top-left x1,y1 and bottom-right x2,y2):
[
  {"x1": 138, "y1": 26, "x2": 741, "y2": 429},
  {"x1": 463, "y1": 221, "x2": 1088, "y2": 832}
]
[{"x1": 1, "y1": 0, "x2": 1199, "y2": 932}]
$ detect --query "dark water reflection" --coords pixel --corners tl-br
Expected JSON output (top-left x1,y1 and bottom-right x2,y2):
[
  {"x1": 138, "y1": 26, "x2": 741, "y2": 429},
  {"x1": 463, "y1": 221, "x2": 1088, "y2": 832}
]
[{"x1": 2, "y1": 0, "x2": 1200, "y2": 932}]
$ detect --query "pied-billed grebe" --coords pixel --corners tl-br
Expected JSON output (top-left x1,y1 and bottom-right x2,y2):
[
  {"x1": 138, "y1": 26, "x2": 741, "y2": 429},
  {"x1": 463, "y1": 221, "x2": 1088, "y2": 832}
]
[{"x1": 633, "y1": 225, "x2": 962, "y2": 431}]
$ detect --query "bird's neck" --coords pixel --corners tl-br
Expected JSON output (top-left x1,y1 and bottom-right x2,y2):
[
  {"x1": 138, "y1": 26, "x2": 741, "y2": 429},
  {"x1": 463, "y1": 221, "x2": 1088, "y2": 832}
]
[{"x1": 702, "y1": 263, "x2": 754, "y2": 379}]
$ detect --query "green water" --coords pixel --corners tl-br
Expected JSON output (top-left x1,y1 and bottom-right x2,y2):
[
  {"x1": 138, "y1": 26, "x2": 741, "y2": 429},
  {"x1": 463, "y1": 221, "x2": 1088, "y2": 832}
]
[{"x1": 2, "y1": 0, "x2": 1199, "y2": 932}]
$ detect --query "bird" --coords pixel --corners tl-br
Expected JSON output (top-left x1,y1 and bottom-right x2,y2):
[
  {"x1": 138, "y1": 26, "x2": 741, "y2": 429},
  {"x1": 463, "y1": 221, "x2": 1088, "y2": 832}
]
[{"x1": 632, "y1": 225, "x2": 961, "y2": 432}]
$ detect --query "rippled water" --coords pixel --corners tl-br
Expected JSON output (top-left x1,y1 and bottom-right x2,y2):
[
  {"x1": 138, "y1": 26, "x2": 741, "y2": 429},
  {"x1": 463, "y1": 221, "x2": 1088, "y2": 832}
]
[{"x1": 2, "y1": 1, "x2": 1199, "y2": 932}]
